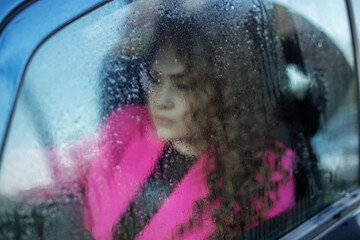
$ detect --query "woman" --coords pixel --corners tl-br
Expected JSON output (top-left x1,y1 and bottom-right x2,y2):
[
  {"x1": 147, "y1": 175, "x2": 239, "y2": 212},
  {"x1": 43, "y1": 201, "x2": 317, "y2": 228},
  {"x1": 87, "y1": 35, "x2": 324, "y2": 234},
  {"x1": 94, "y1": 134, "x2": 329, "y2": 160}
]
[{"x1": 84, "y1": 14, "x2": 294, "y2": 240}]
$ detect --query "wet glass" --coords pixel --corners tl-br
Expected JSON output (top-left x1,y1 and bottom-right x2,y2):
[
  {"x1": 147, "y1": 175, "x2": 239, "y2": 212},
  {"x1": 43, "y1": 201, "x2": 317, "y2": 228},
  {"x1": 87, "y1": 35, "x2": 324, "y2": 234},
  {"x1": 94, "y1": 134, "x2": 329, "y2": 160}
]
[{"x1": 0, "y1": 0, "x2": 358, "y2": 239}]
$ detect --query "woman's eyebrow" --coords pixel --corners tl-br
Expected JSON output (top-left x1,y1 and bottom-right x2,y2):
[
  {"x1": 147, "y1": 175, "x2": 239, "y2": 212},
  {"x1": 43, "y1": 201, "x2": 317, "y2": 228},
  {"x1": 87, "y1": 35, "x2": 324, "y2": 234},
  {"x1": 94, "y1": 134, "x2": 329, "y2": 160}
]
[
  {"x1": 149, "y1": 70, "x2": 187, "y2": 79},
  {"x1": 169, "y1": 73, "x2": 186, "y2": 79}
]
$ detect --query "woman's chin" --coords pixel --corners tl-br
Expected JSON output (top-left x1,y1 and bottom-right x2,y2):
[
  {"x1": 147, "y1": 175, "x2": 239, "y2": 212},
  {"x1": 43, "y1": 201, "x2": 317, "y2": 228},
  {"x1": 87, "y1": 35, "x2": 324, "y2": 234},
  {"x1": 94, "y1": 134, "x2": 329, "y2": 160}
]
[{"x1": 155, "y1": 128, "x2": 182, "y2": 142}]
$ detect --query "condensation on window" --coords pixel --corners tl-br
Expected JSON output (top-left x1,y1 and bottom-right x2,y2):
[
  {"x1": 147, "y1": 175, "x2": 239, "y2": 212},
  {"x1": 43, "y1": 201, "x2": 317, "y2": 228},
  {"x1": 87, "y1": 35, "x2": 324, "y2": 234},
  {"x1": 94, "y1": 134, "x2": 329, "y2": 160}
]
[
  {"x1": 0, "y1": 0, "x2": 358, "y2": 239},
  {"x1": 276, "y1": 0, "x2": 358, "y2": 200}
]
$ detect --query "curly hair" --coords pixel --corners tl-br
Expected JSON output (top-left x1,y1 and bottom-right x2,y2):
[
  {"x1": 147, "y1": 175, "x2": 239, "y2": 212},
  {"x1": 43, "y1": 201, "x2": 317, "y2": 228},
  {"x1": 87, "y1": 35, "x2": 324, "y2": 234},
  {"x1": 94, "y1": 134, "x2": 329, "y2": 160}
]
[{"x1": 112, "y1": 5, "x2": 290, "y2": 238}]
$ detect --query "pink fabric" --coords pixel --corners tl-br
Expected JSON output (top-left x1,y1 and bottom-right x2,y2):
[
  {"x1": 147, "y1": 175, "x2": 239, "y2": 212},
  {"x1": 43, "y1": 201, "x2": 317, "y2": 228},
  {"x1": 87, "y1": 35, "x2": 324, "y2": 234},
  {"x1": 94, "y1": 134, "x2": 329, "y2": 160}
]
[{"x1": 84, "y1": 106, "x2": 295, "y2": 240}]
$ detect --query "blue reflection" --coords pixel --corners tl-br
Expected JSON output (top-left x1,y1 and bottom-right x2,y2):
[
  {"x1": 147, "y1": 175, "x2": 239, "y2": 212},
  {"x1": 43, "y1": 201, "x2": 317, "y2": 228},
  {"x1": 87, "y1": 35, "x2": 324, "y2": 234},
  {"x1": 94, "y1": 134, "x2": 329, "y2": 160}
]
[
  {"x1": 0, "y1": 0, "x2": 27, "y2": 25},
  {"x1": 0, "y1": 0, "x2": 107, "y2": 155}
]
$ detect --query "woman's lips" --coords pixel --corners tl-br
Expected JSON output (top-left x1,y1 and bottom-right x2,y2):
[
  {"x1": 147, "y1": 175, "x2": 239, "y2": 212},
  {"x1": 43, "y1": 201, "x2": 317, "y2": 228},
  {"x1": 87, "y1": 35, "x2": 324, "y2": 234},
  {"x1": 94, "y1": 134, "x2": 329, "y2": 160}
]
[{"x1": 154, "y1": 116, "x2": 174, "y2": 127}]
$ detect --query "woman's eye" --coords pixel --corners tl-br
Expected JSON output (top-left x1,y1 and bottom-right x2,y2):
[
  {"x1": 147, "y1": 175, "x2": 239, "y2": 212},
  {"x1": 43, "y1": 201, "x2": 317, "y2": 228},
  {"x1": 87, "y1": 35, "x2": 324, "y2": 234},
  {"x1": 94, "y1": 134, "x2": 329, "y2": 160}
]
[
  {"x1": 151, "y1": 77, "x2": 161, "y2": 85},
  {"x1": 176, "y1": 83, "x2": 190, "y2": 90},
  {"x1": 148, "y1": 74, "x2": 161, "y2": 85},
  {"x1": 147, "y1": 70, "x2": 161, "y2": 85}
]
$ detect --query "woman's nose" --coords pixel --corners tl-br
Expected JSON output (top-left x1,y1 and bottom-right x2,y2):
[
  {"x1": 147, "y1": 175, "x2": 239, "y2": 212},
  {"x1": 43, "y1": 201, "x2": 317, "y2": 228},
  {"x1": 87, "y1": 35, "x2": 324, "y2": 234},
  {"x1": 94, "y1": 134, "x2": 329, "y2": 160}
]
[{"x1": 156, "y1": 81, "x2": 175, "y2": 109}]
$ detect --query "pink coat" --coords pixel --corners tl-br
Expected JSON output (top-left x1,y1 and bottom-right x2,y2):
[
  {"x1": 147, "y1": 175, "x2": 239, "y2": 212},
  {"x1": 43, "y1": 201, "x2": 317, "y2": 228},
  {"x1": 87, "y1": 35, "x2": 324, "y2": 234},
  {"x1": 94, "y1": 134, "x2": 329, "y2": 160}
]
[{"x1": 84, "y1": 105, "x2": 295, "y2": 240}]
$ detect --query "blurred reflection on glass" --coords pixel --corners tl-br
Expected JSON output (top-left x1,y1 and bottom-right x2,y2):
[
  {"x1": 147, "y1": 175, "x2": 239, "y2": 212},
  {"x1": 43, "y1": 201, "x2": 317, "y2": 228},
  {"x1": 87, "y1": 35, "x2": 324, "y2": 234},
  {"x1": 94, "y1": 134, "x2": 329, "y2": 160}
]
[{"x1": 87, "y1": 14, "x2": 295, "y2": 240}]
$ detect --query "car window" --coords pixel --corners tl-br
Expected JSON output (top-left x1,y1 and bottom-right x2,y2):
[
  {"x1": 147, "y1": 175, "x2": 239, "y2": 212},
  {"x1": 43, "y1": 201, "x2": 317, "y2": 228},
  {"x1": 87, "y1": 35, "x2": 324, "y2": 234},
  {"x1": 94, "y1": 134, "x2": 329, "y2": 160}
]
[
  {"x1": 0, "y1": 0, "x2": 358, "y2": 239},
  {"x1": 275, "y1": 0, "x2": 357, "y2": 196}
]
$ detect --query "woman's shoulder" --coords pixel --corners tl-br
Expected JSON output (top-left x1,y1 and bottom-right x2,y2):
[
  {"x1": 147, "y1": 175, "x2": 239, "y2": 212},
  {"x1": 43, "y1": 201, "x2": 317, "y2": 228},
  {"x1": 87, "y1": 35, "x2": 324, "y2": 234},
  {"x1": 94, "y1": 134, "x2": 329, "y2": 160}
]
[
  {"x1": 99, "y1": 105, "x2": 152, "y2": 143},
  {"x1": 92, "y1": 105, "x2": 158, "y2": 169},
  {"x1": 262, "y1": 142, "x2": 296, "y2": 218},
  {"x1": 263, "y1": 142, "x2": 295, "y2": 173},
  {"x1": 103, "y1": 105, "x2": 151, "y2": 129}
]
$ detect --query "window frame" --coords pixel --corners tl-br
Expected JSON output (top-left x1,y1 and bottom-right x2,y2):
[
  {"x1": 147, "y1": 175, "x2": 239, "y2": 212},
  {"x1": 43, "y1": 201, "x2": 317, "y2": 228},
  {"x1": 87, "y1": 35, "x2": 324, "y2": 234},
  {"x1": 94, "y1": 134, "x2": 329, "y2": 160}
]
[{"x1": 1, "y1": 0, "x2": 360, "y2": 239}]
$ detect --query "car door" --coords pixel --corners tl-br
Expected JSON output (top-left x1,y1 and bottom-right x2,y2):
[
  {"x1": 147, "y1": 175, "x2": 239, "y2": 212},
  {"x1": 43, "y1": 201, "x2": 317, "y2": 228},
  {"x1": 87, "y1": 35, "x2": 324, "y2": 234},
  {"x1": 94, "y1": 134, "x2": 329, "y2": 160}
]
[{"x1": 0, "y1": 0, "x2": 359, "y2": 239}]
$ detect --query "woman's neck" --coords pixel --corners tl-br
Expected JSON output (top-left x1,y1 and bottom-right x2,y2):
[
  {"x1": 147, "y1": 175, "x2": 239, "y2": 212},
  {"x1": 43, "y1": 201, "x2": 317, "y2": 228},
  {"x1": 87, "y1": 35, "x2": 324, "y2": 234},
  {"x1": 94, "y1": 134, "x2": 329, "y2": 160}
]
[{"x1": 171, "y1": 139, "x2": 206, "y2": 158}]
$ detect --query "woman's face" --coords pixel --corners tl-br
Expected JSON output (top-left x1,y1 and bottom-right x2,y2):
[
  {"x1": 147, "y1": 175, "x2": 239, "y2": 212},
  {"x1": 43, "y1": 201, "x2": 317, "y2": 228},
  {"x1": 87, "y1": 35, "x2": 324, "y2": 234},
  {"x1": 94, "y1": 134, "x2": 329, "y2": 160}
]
[{"x1": 148, "y1": 45, "x2": 194, "y2": 142}]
